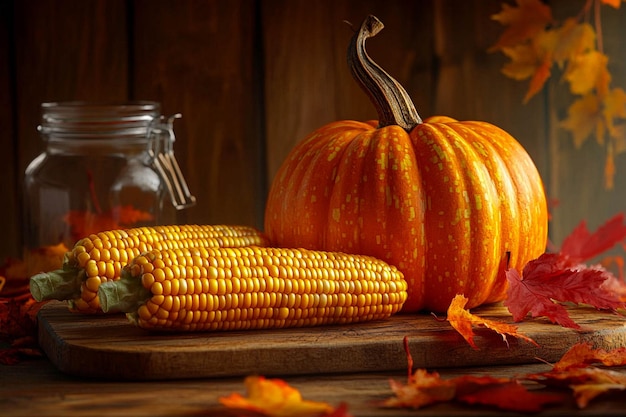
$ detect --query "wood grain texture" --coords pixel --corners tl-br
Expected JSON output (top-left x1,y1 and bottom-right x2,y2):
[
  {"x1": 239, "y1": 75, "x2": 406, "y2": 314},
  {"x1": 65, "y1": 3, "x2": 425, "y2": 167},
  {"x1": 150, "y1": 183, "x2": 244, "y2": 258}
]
[
  {"x1": 132, "y1": 0, "x2": 265, "y2": 228},
  {"x1": 0, "y1": 0, "x2": 19, "y2": 259},
  {"x1": 5, "y1": 358, "x2": 626, "y2": 416},
  {"x1": 8, "y1": 0, "x2": 129, "y2": 256},
  {"x1": 432, "y1": 0, "x2": 551, "y2": 185},
  {"x1": 13, "y1": 0, "x2": 129, "y2": 174},
  {"x1": 38, "y1": 300, "x2": 626, "y2": 381}
]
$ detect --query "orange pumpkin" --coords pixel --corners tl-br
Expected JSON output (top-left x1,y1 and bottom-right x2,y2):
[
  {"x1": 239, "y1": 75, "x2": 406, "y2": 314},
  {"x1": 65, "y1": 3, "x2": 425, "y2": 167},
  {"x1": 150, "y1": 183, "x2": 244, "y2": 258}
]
[{"x1": 264, "y1": 15, "x2": 548, "y2": 312}]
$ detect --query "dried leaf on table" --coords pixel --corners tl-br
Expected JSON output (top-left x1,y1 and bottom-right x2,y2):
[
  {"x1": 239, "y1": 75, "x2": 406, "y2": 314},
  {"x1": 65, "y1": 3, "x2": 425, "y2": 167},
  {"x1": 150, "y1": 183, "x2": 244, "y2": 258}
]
[
  {"x1": 525, "y1": 343, "x2": 626, "y2": 408},
  {"x1": 0, "y1": 244, "x2": 66, "y2": 364},
  {"x1": 383, "y1": 337, "x2": 564, "y2": 412},
  {"x1": 552, "y1": 342, "x2": 626, "y2": 371},
  {"x1": 219, "y1": 375, "x2": 346, "y2": 417},
  {"x1": 0, "y1": 297, "x2": 46, "y2": 365},
  {"x1": 445, "y1": 294, "x2": 537, "y2": 349}
]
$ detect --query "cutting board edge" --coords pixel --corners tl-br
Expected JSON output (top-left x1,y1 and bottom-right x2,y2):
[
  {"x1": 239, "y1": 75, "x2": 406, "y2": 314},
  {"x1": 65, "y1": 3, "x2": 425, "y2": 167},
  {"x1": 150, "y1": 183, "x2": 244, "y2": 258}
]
[{"x1": 37, "y1": 302, "x2": 626, "y2": 381}]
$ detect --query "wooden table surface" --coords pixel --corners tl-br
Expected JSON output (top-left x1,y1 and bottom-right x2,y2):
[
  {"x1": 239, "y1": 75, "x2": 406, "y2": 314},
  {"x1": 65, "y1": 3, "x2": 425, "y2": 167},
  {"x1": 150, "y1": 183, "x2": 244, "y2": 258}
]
[
  {"x1": 1, "y1": 301, "x2": 625, "y2": 416},
  {"x1": 2, "y1": 355, "x2": 626, "y2": 416}
]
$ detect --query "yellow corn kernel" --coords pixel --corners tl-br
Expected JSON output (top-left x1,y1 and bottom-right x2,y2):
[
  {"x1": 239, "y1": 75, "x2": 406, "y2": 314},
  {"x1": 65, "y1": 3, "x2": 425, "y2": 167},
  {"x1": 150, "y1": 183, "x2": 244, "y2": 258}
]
[
  {"x1": 97, "y1": 246, "x2": 408, "y2": 332},
  {"x1": 29, "y1": 224, "x2": 270, "y2": 314}
]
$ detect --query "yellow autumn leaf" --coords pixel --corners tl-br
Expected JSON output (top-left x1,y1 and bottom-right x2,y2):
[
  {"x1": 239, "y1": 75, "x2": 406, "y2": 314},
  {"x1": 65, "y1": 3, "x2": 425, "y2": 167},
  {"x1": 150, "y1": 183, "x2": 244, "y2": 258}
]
[
  {"x1": 551, "y1": 20, "x2": 596, "y2": 66},
  {"x1": 501, "y1": 43, "x2": 540, "y2": 80},
  {"x1": 595, "y1": 59, "x2": 613, "y2": 98},
  {"x1": 603, "y1": 87, "x2": 626, "y2": 138},
  {"x1": 490, "y1": 0, "x2": 553, "y2": 51},
  {"x1": 560, "y1": 94, "x2": 604, "y2": 148},
  {"x1": 564, "y1": 51, "x2": 610, "y2": 96},
  {"x1": 611, "y1": 125, "x2": 626, "y2": 154},
  {"x1": 219, "y1": 375, "x2": 334, "y2": 417}
]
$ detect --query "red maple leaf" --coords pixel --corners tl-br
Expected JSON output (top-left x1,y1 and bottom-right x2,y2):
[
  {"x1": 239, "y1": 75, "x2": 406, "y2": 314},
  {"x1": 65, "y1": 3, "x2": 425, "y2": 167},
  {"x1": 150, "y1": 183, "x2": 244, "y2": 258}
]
[
  {"x1": 504, "y1": 254, "x2": 624, "y2": 328},
  {"x1": 383, "y1": 337, "x2": 564, "y2": 412},
  {"x1": 560, "y1": 213, "x2": 626, "y2": 262},
  {"x1": 504, "y1": 213, "x2": 626, "y2": 328},
  {"x1": 0, "y1": 297, "x2": 45, "y2": 365}
]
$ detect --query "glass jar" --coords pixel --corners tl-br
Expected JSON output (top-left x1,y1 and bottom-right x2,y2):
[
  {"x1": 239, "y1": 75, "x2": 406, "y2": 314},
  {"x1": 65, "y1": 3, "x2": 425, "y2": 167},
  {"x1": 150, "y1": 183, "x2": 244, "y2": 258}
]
[{"x1": 23, "y1": 101, "x2": 196, "y2": 252}]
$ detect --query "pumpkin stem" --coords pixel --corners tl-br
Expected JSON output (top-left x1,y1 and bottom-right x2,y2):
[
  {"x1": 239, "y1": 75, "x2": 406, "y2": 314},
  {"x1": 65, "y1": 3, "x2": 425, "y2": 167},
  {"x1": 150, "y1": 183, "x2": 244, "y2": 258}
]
[{"x1": 348, "y1": 15, "x2": 422, "y2": 131}]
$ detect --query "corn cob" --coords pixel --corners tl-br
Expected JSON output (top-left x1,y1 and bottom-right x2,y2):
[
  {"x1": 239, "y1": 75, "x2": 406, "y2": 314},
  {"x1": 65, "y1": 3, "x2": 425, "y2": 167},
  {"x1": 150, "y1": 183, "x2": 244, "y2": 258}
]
[
  {"x1": 98, "y1": 246, "x2": 407, "y2": 331},
  {"x1": 29, "y1": 224, "x2": 269, "y2": 313}
]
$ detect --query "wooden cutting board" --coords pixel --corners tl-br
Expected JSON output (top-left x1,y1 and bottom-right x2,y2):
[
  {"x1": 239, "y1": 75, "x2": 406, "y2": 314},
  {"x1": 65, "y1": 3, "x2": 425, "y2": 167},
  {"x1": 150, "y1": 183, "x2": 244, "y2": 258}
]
[{"x1": 38, "y1": 300, "x2": 626, "y2": 381}]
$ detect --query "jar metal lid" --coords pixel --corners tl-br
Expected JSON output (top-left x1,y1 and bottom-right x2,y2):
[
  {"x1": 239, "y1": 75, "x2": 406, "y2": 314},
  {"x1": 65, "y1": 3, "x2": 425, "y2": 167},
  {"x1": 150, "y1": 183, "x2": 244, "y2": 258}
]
[{"x1": 38, "y1": 101, "x2": 161, "y2": 138}]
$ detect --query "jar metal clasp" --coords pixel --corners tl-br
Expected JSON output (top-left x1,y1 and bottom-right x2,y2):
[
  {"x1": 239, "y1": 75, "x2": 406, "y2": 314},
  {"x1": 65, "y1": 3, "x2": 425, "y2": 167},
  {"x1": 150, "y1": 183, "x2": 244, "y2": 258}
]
[{"x1": 147, "y1": 114, "x2": 197, "y2": 209}]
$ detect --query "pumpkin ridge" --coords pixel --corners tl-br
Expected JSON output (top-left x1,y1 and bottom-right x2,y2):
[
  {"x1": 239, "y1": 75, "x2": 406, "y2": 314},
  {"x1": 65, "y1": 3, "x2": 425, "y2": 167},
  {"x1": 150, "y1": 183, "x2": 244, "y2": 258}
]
[
  {"x1": 438, "y1": 121, "x2": 548, "y2": 304},
  {"x1": 324, "y1": 125, "x2": 427, "y2": 310},
  {"x1": 267, "y1": 124, "x2": 367, "y2": 249},
  {"x1": 411, "y1": 122, "x2": 501, "y2": 310}
]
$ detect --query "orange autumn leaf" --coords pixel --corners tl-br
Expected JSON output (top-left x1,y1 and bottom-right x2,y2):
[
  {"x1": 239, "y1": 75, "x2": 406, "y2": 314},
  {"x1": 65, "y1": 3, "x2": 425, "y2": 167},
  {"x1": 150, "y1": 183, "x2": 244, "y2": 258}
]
[
  {"x1": 219, "y1": 375, "x2": 337, "y2": 417},
  {"x1": 446, "y1": 294, "x2": 538, "y2": 349},
  {"x1": 601, "y1": 0, "x2": 623, "y2": 8},
  {"x1": 526, "y1": 343, "x2": 626, "y2": 408},
  {"x1": 572, "y1": 379, "x2": 626, "y2": 408},
  {"x1": 529, "y1": 366, "x2": 626, "y2": 408},
  {"x1": 0, "y1": 243, "x2": 68, "y2": 299},
  {"x1": 489, "y1": 0, "x2": 553, "y2": 51},
  {"x1": 384, "y1": 368, "x2": 457, "y2": 409},
  {"x1": 552, "y1": 342, "x2": 626, "y2": 371},
  {"x1": 524, "y1": 54, "x2": 552, "y2": 103}
]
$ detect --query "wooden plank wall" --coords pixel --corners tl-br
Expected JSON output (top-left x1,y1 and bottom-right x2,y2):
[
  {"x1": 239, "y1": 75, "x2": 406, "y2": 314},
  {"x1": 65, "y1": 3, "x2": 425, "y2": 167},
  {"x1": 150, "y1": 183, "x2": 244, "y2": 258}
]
[{"x1": 1, "y1": 0, "x2": 625, "y2": 262}]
